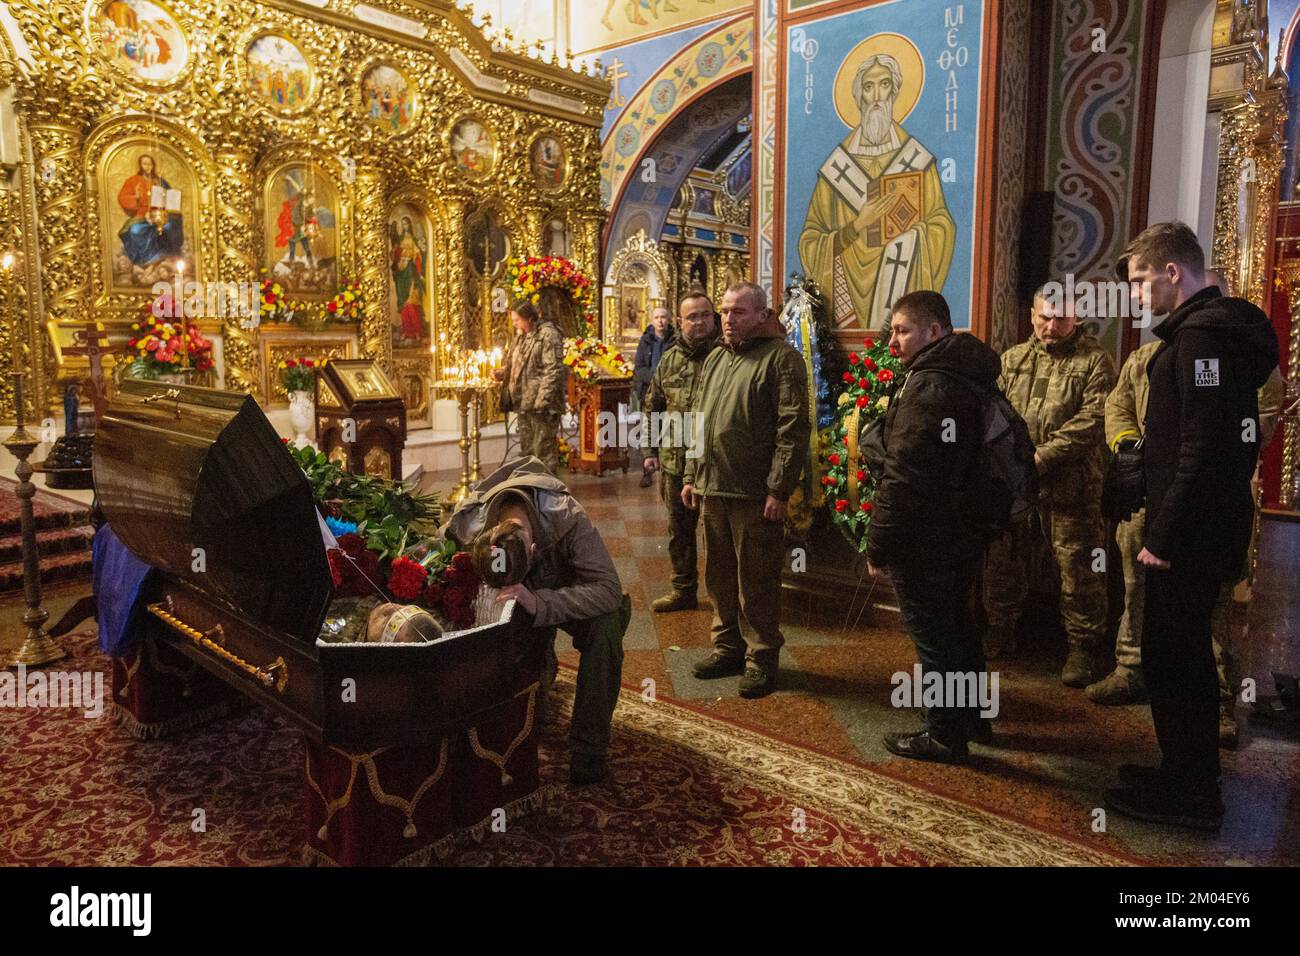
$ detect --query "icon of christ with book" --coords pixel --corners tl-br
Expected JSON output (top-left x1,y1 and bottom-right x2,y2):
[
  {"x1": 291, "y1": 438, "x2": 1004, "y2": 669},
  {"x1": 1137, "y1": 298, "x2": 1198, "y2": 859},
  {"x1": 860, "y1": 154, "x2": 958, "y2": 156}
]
[{"x1": 799, "y1": 52, "x2": 956, "y2": 331}]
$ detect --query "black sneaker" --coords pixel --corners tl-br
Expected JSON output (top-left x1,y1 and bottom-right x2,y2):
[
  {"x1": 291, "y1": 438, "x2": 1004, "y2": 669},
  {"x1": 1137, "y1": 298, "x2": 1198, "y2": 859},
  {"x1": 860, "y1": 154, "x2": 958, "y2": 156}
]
[
  {"x1": 569, "y1": 754, "x2": 608, "y2": 786},
  {"x1": 693, "y1": 650, "x2": 745, "y2": 680},
  {"x1": 1103, "y1": 785, "x2": 1224, "y2": 831},
  {"x1": 883, "y1": 729, "x2": 968, "y2": 762},
  {"x1": 739, "y1": 662, "x2": 777, "y2": 699}
]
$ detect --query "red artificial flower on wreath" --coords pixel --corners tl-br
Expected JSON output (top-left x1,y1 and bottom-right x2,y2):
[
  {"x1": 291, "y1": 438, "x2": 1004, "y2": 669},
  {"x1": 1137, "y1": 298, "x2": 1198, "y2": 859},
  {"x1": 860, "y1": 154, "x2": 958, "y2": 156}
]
[
  {"x1": 326, "y1": 549, "x2": 345, "y2": 589},
  {"x1": 388, "y1": 556, "x2": 428, "y2": 601},
  {"x1": 879, "y1": 369, "x2": 894, "y2": 383},
  {"x1": 821, "y1": 475, "x2": 834, "y2": 486},
  {"x1": 856, "y1": 395, "x2": 869, "y2": 408},
  {"x1": 827, "y1": 452, "x2": 841, "y2": 466},
  {"x1": 864, "y1": 358, "x2": 878, "y2": 372},
  {"x1": 857, "y1": 377, "x2": 870, "y2": 388},
  {"x1": 334, "y1": 533, "x2": 380, "y2": 596},
  {"x1": 836, "y1": 499, "x2": 848, "y2": 512},
  {"x1": 849, "y1": 352, "x2": 860, "y2": 365},
  {"x1": 842, "y1": 371, "x2": 855, "y2": 383},
  {"x1": 861, "y1": 501, "x2": 873, "y2": 513},
  {"x1": 857, "y1": 470, "x2": 866, "y2": 482},
  {"x1": 423, "y1": 580, "x2": 443, "y2": 606}
]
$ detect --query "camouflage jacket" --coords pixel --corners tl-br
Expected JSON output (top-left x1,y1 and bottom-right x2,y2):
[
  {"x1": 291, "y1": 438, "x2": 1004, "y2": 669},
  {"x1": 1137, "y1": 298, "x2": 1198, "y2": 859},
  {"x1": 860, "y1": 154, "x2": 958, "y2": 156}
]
[
  {"x1": 640, "y1": 331, "x2": 720, "y2": 476},
  {"x1": 999, "y1": 327, "x2": 1115, "y2": 509},
  {"x1": 501, "y1": 319, "x2": 567, "y2": 415},
  {"x1": 1108, "y1": 339, "x2": 1285, "y2": 450}
]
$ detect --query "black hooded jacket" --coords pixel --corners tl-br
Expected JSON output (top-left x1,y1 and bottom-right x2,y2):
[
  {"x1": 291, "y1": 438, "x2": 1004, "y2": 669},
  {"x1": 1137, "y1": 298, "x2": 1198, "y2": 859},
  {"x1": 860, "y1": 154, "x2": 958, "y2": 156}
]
[
  {"x1": 866, "y1": 332, "x2": 1003, "y2": 568},
  {"x1": 1143, "y1": 286, "x2": 1279, "y2": 580}
]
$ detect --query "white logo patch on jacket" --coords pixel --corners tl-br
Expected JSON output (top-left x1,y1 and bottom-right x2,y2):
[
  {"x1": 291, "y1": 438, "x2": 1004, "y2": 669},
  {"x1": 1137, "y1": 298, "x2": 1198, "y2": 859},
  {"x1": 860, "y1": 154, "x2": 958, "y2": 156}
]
[{"x1": 1194, "y1": 358, "x2": 1220, "y2": 387}]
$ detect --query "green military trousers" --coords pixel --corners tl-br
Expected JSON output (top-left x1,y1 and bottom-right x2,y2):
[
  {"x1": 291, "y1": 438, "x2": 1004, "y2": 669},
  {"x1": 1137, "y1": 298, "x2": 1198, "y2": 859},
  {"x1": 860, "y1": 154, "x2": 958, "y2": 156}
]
[
  {"x1": 539, "y1": 592, "x2": 630, "y2": 759},
  {"x1": 516, "y1": 411, "x2": 562, "y2": 476},
  {"x1": 701, "y1": 495, "x2": 785, "y2": 664}
]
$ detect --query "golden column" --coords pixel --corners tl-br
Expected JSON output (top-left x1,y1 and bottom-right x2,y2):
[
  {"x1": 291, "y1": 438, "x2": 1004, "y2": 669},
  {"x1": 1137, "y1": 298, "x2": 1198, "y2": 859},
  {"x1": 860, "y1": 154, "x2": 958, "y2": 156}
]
[
  {"x1": 25, "y1": 113, "x2": 91, "y2": 414},
  {"x1": 214, "y1": 146, "x2": 263, "y2": 395},
  {"x1": 354, "y1": 165, "x2": 393, "y2": 373},
  {"x1": 524, "y1": 207, "x2": 544, "y2": 256},
  {"x1": 443, "y1": 196, "x2": 467, "y2": 354}
]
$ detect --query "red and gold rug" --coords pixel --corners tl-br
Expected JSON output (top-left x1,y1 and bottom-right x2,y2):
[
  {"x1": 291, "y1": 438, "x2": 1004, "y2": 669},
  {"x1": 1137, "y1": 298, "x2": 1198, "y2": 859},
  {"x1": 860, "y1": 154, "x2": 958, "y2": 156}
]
[{"x1": 0, "y1": 634, "x2": 1129, "y2": 866}]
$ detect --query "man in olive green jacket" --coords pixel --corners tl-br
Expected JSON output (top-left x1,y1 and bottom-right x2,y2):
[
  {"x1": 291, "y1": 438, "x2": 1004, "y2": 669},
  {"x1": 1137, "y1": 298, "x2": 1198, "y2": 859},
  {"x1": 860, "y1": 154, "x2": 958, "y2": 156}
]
[
  {"x1": 640, "y1": 292, "x2": 720, "y2": 612},
  {"x1": 681, "y1": 283, "x2": 811, "y2": 699},
  {"x1": 984, "y1": 284, "x2": 1116, "y2": 687},
  {"x1": 1088, "y1": 327, "x2": 1283, "y2": 748}
]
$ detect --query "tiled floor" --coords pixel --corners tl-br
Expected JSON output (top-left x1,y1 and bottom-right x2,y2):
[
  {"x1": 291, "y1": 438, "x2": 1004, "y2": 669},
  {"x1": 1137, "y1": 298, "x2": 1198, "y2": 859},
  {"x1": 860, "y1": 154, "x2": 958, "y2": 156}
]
[{"x1": 424, "y1": 462, "x2": 1300, "y2": 865}]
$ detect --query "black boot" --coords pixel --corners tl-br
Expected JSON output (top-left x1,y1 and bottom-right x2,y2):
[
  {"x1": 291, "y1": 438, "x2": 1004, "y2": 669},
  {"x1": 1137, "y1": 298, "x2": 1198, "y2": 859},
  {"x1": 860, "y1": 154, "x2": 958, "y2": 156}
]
[{"x1": 693, "y1": 650, "x2": 745, "y2": 680}]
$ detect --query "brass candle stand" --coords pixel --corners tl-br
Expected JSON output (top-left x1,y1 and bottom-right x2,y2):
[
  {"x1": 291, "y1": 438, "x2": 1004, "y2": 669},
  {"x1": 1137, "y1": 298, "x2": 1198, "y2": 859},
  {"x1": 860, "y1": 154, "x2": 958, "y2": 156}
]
[
  {"x1": 431, "y1": 380, "x2": 493, "y2": 503},
  {"x1": 6, "y1": 372, "x2": 67, "y2": 668}
]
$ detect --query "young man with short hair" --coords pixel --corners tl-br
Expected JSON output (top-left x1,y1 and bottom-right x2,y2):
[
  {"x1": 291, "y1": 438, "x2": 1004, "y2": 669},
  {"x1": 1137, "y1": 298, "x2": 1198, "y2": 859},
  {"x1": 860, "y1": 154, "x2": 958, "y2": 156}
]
[{"x1": 1104, "y1": 221, "x2": 1278, "y2": 829}]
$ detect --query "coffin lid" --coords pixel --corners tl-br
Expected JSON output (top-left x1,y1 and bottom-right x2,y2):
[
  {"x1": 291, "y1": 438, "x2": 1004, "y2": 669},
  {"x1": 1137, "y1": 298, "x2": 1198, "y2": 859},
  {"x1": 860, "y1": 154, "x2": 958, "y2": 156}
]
[{"x1": 94, "y1": 378, "x2": 333, "y2": 643}]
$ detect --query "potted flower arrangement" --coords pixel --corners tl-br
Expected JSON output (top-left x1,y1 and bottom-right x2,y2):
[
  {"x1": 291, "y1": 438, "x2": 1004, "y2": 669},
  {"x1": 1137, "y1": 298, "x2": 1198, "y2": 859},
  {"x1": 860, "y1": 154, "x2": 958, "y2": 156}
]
[
  {"x1": 325, "y1": 279, "x2": 365, "y2": 322},
  {"x1": 127, "y1": 301, "x2": 215, "y2": 383},
  {"x1": 279, "y1": 357, "x2": 319, "y2": 449},
  {"x1": 562, "y1": 336, "x2": 633, "y2": 384}
]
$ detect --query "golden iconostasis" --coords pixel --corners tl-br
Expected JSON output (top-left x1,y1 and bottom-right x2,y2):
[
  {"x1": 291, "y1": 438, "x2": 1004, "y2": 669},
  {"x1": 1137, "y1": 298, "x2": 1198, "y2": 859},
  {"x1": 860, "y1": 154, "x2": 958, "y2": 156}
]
[{"x1": 0, "y1": 0, "x2": 608, "y2": 425}]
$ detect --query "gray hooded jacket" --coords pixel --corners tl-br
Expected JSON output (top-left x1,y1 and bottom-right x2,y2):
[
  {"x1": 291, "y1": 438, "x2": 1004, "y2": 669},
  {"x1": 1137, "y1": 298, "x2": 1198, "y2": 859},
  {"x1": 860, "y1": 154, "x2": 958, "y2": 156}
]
[{"x1": 441, "y1": 456, "x2": 622, "y2": 628}]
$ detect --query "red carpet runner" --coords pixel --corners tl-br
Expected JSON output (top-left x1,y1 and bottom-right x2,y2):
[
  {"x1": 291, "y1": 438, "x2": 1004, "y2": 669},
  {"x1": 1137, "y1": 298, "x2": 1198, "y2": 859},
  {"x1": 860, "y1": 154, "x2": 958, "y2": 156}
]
[{"x1": 1, "y1": 633, "x2": 1128, "y2": 866}]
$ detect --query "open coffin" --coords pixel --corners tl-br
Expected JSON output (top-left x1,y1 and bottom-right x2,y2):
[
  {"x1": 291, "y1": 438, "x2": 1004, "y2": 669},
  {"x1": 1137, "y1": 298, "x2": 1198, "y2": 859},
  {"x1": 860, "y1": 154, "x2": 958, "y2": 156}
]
[{"x1": 94, "y1": 378, "x2": 546, "y2": 748}]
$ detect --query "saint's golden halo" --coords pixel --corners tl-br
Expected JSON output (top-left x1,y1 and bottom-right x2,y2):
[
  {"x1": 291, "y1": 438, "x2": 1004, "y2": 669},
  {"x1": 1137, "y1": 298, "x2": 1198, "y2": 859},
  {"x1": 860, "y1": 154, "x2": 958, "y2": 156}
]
[{"x1": 832, "y1": 33, "x2": 925, "y2": 129}]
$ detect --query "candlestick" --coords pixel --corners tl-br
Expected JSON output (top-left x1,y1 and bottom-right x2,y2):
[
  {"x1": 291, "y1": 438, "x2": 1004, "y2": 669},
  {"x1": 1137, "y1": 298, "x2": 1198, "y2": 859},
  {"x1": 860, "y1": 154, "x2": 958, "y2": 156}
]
[{"x1": 6, "y1": 372, "x2": 66, "y2": 668}]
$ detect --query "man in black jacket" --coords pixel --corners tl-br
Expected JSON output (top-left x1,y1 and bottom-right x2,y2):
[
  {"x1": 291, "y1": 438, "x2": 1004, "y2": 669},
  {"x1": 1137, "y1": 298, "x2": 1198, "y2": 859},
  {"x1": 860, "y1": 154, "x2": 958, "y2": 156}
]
[
  {"x1": 866, "y1": 290, "x2": 1002, "y2": 761},
  {"x1": 1105, "y1": 222, "x2": 1278, "y2": 830}
]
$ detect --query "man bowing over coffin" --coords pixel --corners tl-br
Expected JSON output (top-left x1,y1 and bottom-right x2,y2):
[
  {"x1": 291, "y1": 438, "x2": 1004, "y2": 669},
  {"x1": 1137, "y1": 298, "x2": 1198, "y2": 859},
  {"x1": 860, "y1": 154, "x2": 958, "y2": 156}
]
[{"x1": 799, "y1": 48, "x2": 956, "y2": 331}]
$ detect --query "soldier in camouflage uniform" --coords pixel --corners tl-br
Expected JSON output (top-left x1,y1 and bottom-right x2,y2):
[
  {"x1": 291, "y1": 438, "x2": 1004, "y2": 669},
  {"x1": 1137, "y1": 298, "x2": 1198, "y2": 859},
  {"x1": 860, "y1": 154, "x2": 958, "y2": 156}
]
[
  {"x1": 1087, "y1": 317, "x2": 1284, "y2": 748},
  {"x1": 641, "y1": 293, "x2": 720, "y2": 612},
  {"x1": 984, "y1": 284, "x2": 1116, "y2": 687}
]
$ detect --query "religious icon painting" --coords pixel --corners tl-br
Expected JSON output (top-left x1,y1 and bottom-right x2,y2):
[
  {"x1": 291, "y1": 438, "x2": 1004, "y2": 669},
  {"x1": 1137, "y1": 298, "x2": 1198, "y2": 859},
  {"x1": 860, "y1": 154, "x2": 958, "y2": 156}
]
[
  {"x1": 449, "y1": 118, "x2": 496, "y2": 179},
  {"x1": 263, "y1": 164, "x2": 339, "y2": 299},
  {"x1": 246, "y1": 33, "x2": 314, "y2": 114},
  {"x1": 361, "y1": 64, "x2": 418, "y2": 134},
  {"x1": 784, "y1": 0, "x2": 988, "y2": 336},
  {"x1": 529, "y1": 133, "x2": 567, "y2": 191},
  {"x1": 388, "y1": 203, "x2": 431, "y2": 351},
  {"x1": 94, "y1": 0, "x2": 189, "y2": 85},
  {"x1": 98, "y1": 139, "x2": 199, "y2": 291}
]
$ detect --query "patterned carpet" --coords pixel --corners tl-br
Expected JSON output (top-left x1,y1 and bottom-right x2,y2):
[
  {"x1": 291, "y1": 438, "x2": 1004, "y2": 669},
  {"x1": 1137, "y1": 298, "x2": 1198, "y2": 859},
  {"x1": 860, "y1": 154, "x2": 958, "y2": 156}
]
[{"x1": 0, "y1": 632, "x2": 1129, "y2": 866}]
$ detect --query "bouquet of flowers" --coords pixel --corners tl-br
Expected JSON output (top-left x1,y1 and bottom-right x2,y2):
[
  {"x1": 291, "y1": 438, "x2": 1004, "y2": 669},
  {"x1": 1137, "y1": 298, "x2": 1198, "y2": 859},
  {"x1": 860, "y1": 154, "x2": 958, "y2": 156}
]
[
  {"x1": 506, "y1": 255, "x2": 597, "y2": 337},
  {"x1": 562, "y1": 336, "x2": 633, "y2": 384},
  {"x1": 288, "y1": 445, "x2": 480, "y2": 630},
  {"x1": 127, "y1": 301, "x2": 214, "y2": 379},
  {"x1": 325, "y1": 279, "x2": 365, "y2": 322},
  {"x1": 278, "y1": 357, "x2": 318, "y2": 394},
  {"x1": 821, "y1": 335, "x2": 905, "y2": 551},
  {"x1": 259, "y1": 276, "x2": 292, "y2": 324}
]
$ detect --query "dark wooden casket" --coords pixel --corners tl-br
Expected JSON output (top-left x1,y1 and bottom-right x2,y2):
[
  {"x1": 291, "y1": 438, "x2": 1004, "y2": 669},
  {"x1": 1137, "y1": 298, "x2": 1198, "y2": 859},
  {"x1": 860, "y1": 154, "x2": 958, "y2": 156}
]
[
  {"x1": 94, "y1": 379, "x2": 549, "y2": 864},
  {"x1": 315, "y1": 359, "x2": 407, "y2": 481}
]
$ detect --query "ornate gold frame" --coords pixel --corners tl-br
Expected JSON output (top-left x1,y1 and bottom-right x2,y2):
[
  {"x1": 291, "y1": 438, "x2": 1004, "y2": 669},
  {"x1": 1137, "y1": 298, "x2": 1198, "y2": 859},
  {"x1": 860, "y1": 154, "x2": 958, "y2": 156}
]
[
  {"x1": 357, "y1": 55, "x2": 421, "y2": 137},
  {"x1": 447, "y1": 114, "x2": 498, "y2": 182},
  {"x1": 239, "y1": 28, "x2": 321, "y2": 120},
  {"x1": 257, "y1": 154, "x2": 350, "y2": 302},
  {"x1": 527, "y1": 127, "x2": 569, "y2": 193},
  {"x1": 83, "y1": 0, "x2": 197, "y2": 93}
]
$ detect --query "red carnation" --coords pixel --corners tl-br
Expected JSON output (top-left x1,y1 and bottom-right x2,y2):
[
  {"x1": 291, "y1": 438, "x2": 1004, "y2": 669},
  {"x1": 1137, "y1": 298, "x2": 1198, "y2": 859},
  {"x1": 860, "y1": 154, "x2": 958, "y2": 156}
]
[
  {"x1": 266, "y1": 293, "x2": 277, "y2": 305},
  {"x1": 879, "y1": 369, "x2": 894, "y2": 382},
  {"x1": 821, "y1": 475, "x2": 833, "y2": 486},
  {"x1": 842, "y1": 371, "x2": 855, "y2": 383},
  {"x1": 864, "y1": 358, "x2": 877, "y2": 372},
  {"x1": 388, "y1": 556, "x2": 428, "y2": 601},
  {"x1": 863, "y1": 338, "x2": 874, "y2": 349},
  {"x1": 849, "y1": 352, "x2": 860, "y2": 364},
  {"x1": 835, "y1": 499, "x2": 848, "y2": 512},
  {"x1": 861, "y1": 501, "x2": 874, "y2": 513},
  {"x1": 857, "y1": 377, "x2": 869, "y2": 388},
  {"x1": 856, "y1": 470, "x2": 866, "y2": 481},
  {"x1": 327, "y1": 301, "x2": 338, "y2": 313},
  {"x1": 451, "y1": 551, "x2": 473, "y2": 570},
  {"x1": 423, "y1": 581, "x2": 443, "y2": 606},
  {"x1": 827, "y1": 453, "x2": 841, "y2": 466},
  {"x1": 889, "y1": 345, "x2": 899, "y2": 357},
  {"x1": 856, "y1": 395, "x2": 869, "y2": 408}
]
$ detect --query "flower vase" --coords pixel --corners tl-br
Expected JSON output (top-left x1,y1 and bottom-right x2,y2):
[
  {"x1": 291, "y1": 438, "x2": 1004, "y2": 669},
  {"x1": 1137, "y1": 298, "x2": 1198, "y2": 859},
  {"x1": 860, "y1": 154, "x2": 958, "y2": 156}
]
[{"x1": 288, "y1": 390, "x2": 317, "y2": 450}]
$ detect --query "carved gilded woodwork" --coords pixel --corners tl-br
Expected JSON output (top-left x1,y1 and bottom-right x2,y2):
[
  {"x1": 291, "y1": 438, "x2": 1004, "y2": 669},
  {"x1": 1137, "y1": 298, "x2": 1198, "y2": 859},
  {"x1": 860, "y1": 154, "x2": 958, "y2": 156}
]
[{"x1": 0, "y1": 0, "x2": 608, "y2": 420}]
